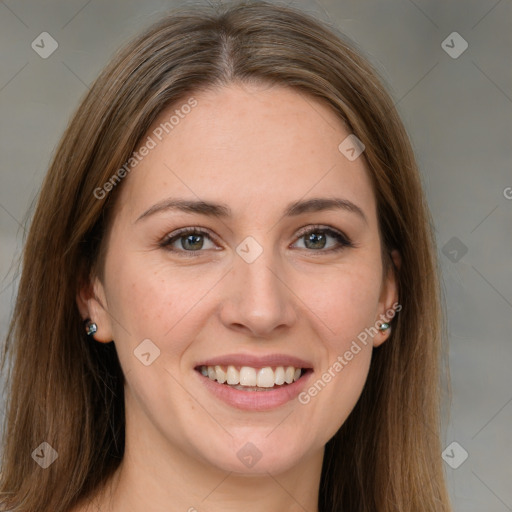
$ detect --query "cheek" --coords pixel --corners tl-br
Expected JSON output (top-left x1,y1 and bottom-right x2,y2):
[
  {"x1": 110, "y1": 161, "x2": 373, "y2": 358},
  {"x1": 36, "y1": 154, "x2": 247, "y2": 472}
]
[
  {"x1": 295, "y1": 265, "x2": 380, "y2": 441},
  {"x1": 301, "y1": 259, "x2": 383, "y2": 347},
  {"x1": 105, "y1": 241, "x2": 383, "y2": 359},
  {"x1": 103, "y1": 248, "x2": 222, "y2": 357}
]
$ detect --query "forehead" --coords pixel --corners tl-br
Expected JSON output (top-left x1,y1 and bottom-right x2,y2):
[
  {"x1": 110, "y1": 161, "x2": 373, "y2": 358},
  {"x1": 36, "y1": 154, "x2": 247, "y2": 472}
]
[{"x1": 118, "y1": 83, "x2": 377, "y2": 226}]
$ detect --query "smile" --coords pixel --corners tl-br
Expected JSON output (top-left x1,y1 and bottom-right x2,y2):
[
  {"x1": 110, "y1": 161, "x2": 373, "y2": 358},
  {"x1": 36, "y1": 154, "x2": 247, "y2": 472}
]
[
  {"x1": 198, "y1": 364, "x2": 303, "y2": 390},
  {"x1": 194, "y1": 364, "x2": 313, "y2": 411}
]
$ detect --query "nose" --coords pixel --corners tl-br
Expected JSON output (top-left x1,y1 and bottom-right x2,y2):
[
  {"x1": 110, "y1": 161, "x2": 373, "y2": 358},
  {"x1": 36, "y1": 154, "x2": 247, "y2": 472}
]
[{"x1": 218, "y1": 246, "x2": 298, "y2": 338}]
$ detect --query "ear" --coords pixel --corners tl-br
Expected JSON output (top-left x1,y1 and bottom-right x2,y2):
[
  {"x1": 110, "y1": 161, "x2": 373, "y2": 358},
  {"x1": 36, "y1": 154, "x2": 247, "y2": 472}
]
[
  {"x1": 76, "y1": 275, "x2": 114, "y2": 343},
  {"x1": 373, "y1": 249, "x2": 401, "y2": 347}
]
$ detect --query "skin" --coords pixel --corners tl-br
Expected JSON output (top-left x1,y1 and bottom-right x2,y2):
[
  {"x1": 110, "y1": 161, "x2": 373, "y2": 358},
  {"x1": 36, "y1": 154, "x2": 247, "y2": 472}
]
[{"x1": 76, "y1": 82, "x2": 399, "y2": 512}]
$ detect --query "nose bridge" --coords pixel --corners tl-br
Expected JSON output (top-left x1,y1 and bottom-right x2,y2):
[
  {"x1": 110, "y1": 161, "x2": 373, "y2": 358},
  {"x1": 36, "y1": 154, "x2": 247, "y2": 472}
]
[{"x1": 220, "y1": 239, "x2": 297, "y2": 336}]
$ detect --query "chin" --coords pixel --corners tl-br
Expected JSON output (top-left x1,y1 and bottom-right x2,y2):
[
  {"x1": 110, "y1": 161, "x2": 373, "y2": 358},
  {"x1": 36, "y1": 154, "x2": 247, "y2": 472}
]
[{"x1": 196, "y1": 433, "x2": 310, "y2": 475}]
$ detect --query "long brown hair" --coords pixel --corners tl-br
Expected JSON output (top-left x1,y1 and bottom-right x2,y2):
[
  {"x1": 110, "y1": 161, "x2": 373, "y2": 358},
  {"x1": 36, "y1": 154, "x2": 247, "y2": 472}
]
[{"x1": 0, "y1": 2, "x2": 451, "y2": 510}]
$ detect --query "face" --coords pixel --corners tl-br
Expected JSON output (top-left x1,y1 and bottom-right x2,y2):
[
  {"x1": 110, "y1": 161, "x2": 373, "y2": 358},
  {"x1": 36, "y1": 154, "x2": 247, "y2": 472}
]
[{"x1": 79, "y1": 82, "x2": 398, "y2": 475}]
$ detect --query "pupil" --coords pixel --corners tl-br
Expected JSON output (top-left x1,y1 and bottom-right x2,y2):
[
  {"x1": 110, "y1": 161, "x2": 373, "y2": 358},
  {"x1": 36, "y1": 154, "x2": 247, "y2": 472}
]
[
  {"x1": 306, "y1": 232, "x2": 325, "y2": 249},
  {"x1": 183, "y1": 234, "x2": 203, "y2": 250}
]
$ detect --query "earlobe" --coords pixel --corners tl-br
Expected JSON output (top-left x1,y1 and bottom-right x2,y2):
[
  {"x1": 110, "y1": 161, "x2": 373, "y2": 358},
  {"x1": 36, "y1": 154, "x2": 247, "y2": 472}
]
[
  {"x1": 84, "y1": 319, "x2": 98, "y2": 337},
  {"x1": 374, "y1": 249, "x2": 401, "y2": 347},
  {"x1": 76, "y1": 276, "x2": 114, "y2": 343},
  {"x1": 374, "y1": 321, "x2": 392, "y2": 347}
]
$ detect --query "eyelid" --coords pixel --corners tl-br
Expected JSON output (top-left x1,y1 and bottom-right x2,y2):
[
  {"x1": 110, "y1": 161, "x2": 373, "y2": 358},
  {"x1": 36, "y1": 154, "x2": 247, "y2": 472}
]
[{"x1": 164, "y1": 225, "x2": 218, "y2": 241}]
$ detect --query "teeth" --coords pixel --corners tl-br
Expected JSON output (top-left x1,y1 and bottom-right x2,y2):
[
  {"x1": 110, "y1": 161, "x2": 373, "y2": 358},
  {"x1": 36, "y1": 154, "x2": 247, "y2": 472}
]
[
  {"x1": 256, "y1": 367, "x2": 275, "y2": 388},
  {"x1": 215, "y1": 365, "x2": 227, "y2": 384},
  {"x1": 200, "y1": 365, "x2": 304, "y2": 388},
  {"x1": 274, "y1": 366, "x2": 285, "y2": 385},
  {"x1": 226, "y1": 365, "x2": 239, "y2": 385},
  {"x1": 240, "y1": 367, "x2": 257, "y2": 386}
]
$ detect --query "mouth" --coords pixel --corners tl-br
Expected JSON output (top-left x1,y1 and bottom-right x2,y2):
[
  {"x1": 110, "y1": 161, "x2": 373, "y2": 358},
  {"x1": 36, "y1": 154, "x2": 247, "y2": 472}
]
[
  {"x1": 194, "y1": 364, "x2": 313, "y2": 391},
  {"x1": 193, "y1": 353, "x2": 314, "y2": 410}
]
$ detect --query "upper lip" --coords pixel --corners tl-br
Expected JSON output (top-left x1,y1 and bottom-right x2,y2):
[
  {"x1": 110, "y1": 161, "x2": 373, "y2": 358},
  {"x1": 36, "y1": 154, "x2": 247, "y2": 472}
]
[{"x1": 195, "y1": 353, "x2": 313, "y2": 369}]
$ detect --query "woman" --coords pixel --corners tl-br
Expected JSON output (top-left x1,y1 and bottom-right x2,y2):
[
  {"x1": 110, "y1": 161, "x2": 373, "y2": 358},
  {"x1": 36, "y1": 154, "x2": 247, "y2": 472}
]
[{"x1": 0, "y1": 1, "x2": 452, "y2": 511}]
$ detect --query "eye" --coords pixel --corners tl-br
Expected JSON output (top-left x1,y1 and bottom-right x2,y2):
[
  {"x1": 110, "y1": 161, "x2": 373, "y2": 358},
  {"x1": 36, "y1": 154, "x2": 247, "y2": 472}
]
[
  {"x1": 159, "y1": 227, "x2": 218, "y2": 256},
  {"x1": 159, "y1": 225, "x2": 354, "y2": 257},
  {"x1": 291, "y1": 225, "x2": 354, "y2": 253}
]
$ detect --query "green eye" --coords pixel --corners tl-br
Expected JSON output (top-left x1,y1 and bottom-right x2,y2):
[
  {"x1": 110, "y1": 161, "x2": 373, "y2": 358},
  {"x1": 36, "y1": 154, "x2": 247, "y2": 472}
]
[
  {"x1": 292, "y1": 226, "x2": 354, "y2": 253},
  {"x1": 160, "y1": 227, "x2": 217, "y2": 255}
]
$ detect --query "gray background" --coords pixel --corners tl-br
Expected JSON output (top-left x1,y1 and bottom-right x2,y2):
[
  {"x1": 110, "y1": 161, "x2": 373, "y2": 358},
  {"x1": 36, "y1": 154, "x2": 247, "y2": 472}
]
[{"x1": 1, "y1": 0, "x2": 511, "y2": 510}]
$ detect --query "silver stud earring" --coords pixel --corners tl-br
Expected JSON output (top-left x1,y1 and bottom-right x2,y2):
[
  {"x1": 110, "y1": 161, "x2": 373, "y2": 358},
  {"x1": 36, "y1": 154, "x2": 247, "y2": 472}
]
[
  {"x1": 85, "y1": 320, "x2": 98, "y2": 336},
  {"x1": 378, "y1": 322, "x2": 390, "y2": 331}
]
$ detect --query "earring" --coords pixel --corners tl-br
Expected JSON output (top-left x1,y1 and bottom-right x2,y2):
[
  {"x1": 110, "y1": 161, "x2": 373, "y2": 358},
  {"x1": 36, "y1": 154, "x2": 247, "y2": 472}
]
[
  {"x1": 85, "y1": 319, "x2": 98, "y2": 336},
  {"x1": 378, "y1": 322, "x2": 390, "y2": 331}
]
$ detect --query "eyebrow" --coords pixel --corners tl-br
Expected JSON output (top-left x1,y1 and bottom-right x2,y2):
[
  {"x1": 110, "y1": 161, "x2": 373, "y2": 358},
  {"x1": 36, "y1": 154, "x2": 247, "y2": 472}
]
[{"x1": 135, "y1": 196, "x2": 367, "y2": 224}]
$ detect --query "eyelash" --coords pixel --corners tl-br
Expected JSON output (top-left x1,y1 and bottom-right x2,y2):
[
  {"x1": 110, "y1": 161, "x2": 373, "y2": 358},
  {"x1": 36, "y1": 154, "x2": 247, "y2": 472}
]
[{"x1": 159, "y1": 225, "x2": 355, "y2": 257}]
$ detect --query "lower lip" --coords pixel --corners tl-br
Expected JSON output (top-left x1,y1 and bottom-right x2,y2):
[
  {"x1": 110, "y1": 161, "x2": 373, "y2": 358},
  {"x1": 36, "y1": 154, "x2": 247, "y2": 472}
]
[{"x1": 195, "y1": 369, "x2": 313, "y2": 411}]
